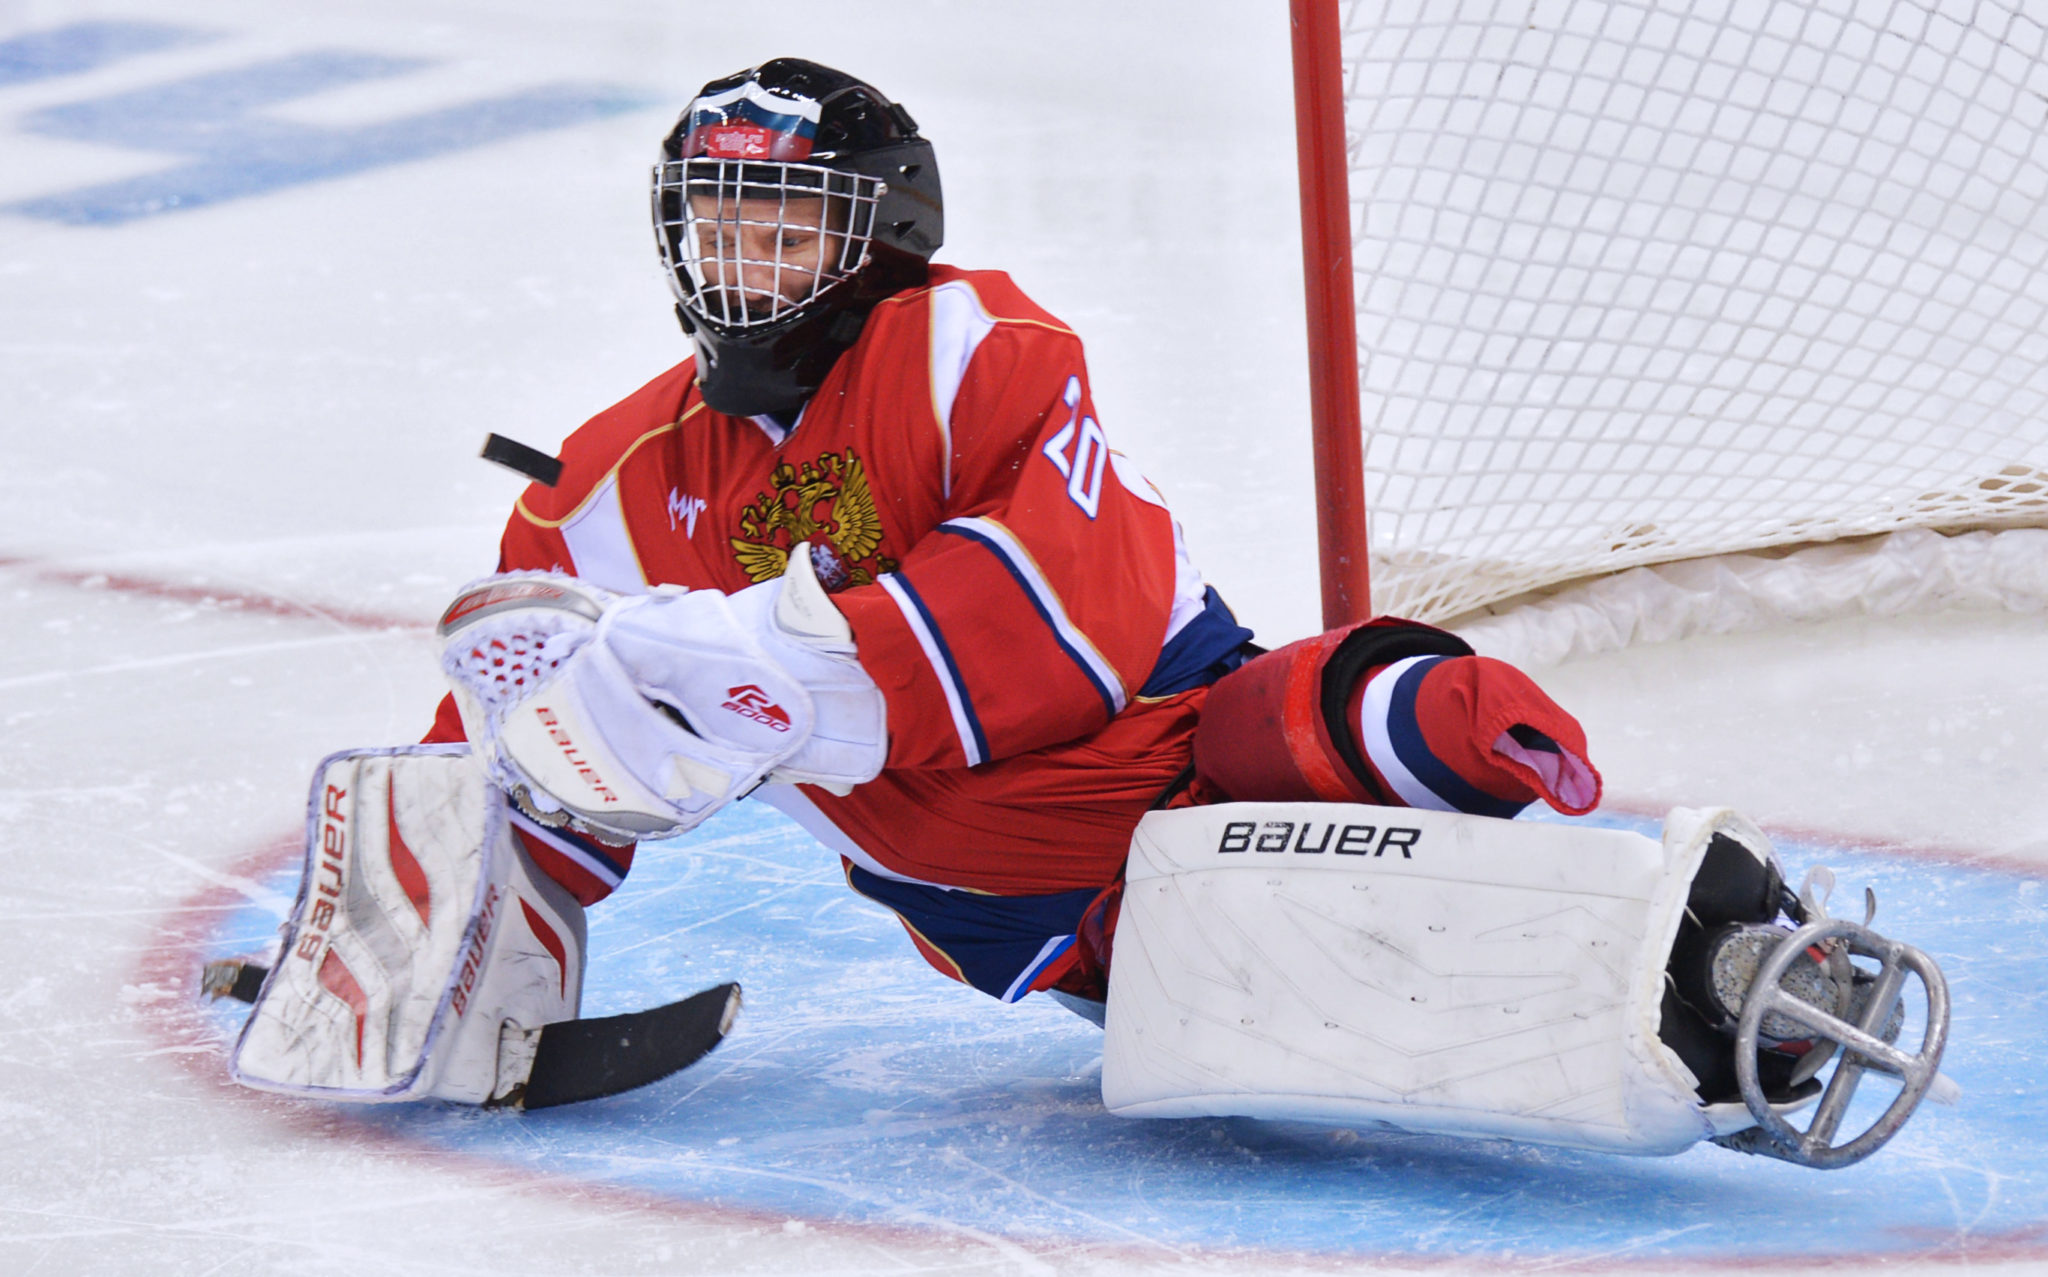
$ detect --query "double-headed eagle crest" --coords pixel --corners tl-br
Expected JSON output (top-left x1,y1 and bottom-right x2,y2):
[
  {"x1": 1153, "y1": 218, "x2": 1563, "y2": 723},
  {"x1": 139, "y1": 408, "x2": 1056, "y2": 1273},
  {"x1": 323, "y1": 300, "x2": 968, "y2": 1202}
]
[{"x1": 731, "y1": 448, "x2": 898, "y2": 591}]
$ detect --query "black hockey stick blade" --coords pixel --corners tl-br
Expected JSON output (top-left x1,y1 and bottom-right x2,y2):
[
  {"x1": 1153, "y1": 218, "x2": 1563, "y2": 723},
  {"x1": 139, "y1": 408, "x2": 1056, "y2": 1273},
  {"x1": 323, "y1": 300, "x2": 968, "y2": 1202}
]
[
  {"x1": 200, "y1": 959, "x2": 738, "y2": 1111},
  {"x1": 516, "y1": 982, "x2": 742, "y2": 1111},
  {"x1": 480, "y1": 433, "x2": 564, "y2": 487}
]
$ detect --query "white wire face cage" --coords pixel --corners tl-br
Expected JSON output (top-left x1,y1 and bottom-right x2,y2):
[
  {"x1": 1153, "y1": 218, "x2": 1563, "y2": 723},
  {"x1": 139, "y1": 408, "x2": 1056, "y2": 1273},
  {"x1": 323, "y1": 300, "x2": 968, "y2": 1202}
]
[{"x1": 654, "y1": 158, "x2": 883, "y2": 331}]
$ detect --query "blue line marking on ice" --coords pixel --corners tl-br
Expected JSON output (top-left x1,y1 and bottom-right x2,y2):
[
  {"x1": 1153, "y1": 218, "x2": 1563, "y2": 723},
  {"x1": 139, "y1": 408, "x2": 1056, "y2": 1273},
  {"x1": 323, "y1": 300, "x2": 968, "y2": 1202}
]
[
  {"x1": 5, "y1": 43, "x2": 649, "y2": 225},
  {"x1": 0, "y1": 20, "x2": 212, "y2": 87},
  {"x1": 202, "y1": 804, "x2": 2048, "y2": 1261}
]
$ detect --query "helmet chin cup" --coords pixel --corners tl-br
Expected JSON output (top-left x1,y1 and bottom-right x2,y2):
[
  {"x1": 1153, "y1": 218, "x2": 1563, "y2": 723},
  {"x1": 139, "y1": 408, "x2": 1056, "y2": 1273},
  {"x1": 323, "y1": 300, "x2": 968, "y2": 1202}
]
[
  {"x1": 1719, "y1": 912, "x2": 1951, "y2": 1168},
  {"x1": 686, "y1": 296, "x2": 871, "y2": 419}
]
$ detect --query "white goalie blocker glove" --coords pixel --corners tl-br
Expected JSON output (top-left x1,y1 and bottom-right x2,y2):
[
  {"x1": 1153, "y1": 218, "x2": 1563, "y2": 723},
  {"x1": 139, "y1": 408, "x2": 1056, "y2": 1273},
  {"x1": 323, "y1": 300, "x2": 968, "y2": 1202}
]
[{"x1": 438, "y1": 542, "x2": 887, "y2": 844}]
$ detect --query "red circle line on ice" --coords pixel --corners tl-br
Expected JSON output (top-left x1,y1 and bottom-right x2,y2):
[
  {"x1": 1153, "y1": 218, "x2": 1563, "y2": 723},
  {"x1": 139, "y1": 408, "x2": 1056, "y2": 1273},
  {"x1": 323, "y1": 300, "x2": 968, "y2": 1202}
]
[
  {"x1": 138, "y1": 817, "x2": 2047, "y2": 1272},
  {"x1": 60, "y1": 555, "x2": 2031, "y2": 1270}
]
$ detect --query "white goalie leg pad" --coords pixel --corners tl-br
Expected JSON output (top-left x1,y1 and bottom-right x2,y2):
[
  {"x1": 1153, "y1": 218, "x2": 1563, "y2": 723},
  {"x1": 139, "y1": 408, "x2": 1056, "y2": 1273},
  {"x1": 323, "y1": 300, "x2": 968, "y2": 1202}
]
[
  {"x1": 229, "y1": 747, "x2": 585, "y2": 1104},
  {"x1": 1102, "y1": 803, "x2": 1750, "y2": 1156}
]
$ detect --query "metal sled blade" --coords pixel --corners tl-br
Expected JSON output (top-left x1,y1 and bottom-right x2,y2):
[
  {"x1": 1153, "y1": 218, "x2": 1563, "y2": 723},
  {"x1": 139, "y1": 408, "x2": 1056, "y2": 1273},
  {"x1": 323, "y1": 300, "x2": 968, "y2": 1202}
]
[
  {"x1": 1728, "y1": 916, "x2": 1949, "y2": 1168},
  {"x1": 514, "y1": 982, "x2": 742, "y2": 1111}
]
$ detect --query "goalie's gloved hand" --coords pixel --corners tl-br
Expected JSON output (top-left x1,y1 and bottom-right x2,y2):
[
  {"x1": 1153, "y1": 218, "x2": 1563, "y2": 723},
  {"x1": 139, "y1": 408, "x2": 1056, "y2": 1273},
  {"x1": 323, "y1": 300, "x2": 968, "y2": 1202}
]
[
  {"x1": 439, "y1": 544, "x2": 886, "y2": 844},
  {"x1": 1350, "y1": 653, "x2": 1601, "y2": 817}
]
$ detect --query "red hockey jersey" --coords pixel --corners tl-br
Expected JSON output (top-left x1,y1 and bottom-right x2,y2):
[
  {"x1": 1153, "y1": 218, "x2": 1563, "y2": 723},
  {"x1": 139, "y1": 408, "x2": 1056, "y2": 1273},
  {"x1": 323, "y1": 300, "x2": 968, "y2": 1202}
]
[{"x1": 434, "y1": 266, "x2": 1253, "y2": 908}]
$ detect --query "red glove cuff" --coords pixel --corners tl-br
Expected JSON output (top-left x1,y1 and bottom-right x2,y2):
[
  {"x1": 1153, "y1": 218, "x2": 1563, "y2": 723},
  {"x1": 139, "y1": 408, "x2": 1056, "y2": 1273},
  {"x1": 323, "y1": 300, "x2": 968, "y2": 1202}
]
[{"x1": 1348, "y1": 654, "x2": 1601, "y2": 817}]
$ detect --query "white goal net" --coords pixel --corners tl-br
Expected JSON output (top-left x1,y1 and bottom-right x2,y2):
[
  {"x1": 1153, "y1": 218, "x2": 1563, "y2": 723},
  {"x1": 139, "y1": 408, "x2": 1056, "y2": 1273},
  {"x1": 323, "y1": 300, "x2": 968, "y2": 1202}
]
[{"x1": 1342, "y1": 0, "x2": 2048, "y2": 625}]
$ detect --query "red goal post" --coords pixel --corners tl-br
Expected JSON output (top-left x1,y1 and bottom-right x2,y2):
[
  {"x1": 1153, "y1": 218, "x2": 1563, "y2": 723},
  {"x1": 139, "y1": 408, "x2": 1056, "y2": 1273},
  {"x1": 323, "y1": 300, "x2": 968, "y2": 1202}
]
[{"x1": 1292, "y1": 0, "x2": 1374, "y2": 628}]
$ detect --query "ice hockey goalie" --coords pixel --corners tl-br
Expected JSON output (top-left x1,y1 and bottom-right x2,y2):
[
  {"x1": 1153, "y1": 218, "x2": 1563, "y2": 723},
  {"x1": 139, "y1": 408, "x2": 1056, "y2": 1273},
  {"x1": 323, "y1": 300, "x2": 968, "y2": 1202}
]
[{"x1": 217, "y1": 56, "x2": 1953, "y2": 1170}]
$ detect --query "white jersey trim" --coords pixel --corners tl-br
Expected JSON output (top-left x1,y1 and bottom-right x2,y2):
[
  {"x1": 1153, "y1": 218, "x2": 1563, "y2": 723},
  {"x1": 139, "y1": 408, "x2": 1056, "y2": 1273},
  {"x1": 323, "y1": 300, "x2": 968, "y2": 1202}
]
[
  {"x1": 1001, "y1": 934, "x2": 1077, "y2": 1003},
  {"x1": 927, "y1": 280, "x2": 1000, "y2": 502},
  {"x1": 747, "y1": 399, "x2": 804, "y2": 447},
  {"x1": 1111, "y1": 451, "x2": 1168, "y2": 511},
  {"x1": 1160, "y1": 519, "x2": 1210, "y2": 648},
  {"x1": 559, "y1": 474, "x2": 646, "y2": 594},
  {"x1": 507, "y1": 811, "x2": 625, "y2": 892},
  {"x1": 942, "y1": 515, "x2": 1128, "y2": 715},
  {"x1": 877, "y1": 573, "x2": 986, "y2": 766},
  {"x1": 1358, "y1": 655, "x2": 1460, "y2": 812}
]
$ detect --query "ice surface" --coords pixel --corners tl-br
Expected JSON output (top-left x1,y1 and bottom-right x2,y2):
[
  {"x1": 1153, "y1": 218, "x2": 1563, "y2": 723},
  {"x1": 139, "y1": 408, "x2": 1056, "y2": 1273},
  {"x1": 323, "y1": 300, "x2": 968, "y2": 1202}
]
[
  {"x1": 3, "y1": 2, "x2": 2045, "y2": 1274},
  {"x1": 192, "y1": 811, "x2": 2046, "y2": 1261}
]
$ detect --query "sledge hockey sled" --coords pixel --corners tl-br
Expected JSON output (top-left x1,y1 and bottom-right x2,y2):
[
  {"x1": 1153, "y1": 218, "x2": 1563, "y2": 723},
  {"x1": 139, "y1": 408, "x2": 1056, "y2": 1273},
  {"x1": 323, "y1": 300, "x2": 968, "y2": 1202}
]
[{"x1": 1101, "y1": 802, "x2": 1951, "y2": 1169}]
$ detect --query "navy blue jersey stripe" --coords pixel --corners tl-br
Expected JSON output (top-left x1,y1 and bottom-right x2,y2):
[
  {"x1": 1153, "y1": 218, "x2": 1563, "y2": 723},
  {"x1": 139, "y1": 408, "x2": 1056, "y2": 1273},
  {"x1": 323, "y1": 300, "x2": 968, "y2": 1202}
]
[
  {"x1": 509, "y1": 811, "x2": 631, "y2": 883},
  {"x1": 891, "y1": 572, "x2": 991, "y2": 765},
  {"x1": 1139, "y1": 586, "x2": 1255, "y2": 698},
  {"x1": 553, "y1": 825, "x2": 631, "y2": 881},
  {"x1": 844, "y1": 864, "x2": 1101, "y2": 1001},
  {"x1": 1386, "y1": 657, "x2": 1527, "y2": 820},
  {"x1": 935, "y1": 523, "x2": 1119, "y2": 719}
]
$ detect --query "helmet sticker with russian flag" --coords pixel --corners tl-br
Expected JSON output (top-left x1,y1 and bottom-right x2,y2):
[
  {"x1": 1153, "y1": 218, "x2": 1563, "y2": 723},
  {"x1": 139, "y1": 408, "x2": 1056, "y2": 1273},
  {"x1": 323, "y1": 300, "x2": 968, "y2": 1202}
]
[{"x1": 682, "y1": 82, "x2": 822, "y2": 162}]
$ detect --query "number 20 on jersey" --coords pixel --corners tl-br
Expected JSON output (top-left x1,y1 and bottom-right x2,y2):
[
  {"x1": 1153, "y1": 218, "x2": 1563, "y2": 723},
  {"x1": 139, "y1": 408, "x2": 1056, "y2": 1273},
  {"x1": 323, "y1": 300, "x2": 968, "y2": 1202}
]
[{"x1": 1042, "y1": 375, "x2": 1108, "y2": 519}]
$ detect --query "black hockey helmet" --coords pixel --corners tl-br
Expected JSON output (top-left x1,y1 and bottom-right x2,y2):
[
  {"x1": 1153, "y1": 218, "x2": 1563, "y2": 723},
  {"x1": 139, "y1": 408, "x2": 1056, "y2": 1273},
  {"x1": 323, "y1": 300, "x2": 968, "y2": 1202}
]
[{"x1": 653, "y1": 58, "x2": 943, "y2": 418}]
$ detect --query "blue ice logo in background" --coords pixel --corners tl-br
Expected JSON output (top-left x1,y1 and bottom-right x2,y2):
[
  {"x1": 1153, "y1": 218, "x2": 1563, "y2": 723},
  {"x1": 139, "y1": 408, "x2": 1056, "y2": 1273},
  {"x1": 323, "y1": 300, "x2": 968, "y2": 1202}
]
[{"x1": 2, "y1": 20, "x2": 649, "y2": 226}]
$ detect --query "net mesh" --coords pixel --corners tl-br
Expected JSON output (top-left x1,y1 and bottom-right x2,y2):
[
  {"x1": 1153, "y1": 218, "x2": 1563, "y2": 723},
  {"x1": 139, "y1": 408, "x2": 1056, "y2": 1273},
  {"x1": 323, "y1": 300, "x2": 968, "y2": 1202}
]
[{"x1": 1341, "y1": 0, "x2": 2048, "y2": 623}]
